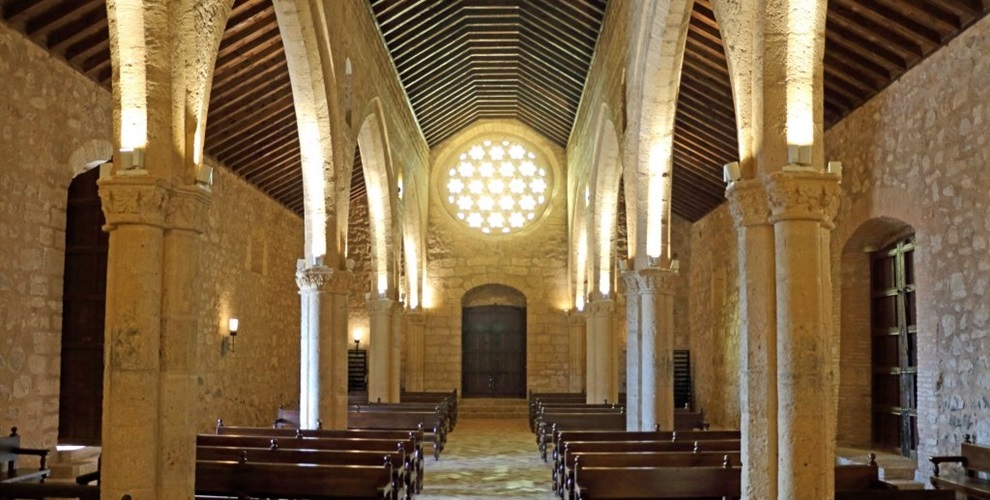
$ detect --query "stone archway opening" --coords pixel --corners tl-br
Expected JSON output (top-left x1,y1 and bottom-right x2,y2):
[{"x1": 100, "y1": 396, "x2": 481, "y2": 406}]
[
  {"x1": 461, "y1": 284, "x2": 527, "y2": 398},
  {"x1": 838, "y1": 217, "x2": 917, "y2": 457}
]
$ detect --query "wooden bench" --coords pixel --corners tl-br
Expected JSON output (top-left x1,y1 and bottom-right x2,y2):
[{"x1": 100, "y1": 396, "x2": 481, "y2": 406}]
[
  {"x1": 198, "y1": 433, "x2": 420, "y2": 494},
  {"x1": 0, "y1": 482, "x2": 99, "y2": 500},
  {"x1": 572, "y1": 456, "x2": 741, "y2": 499},
  {"x1": 348, "y1": 407, "x2": 447, "y2": 460},
  {"x1": 560, "y1": 451, "x2": 742, "y2": 499},
  {"x1": 213, "y1": 422, "x2": 424, "y2": 493},
  {"x1": 0, "y1": 428, "x2": 49, "y2": 484},
  {"x1": 354, "y1": 402, "x2": 455, "y2": 432},
  {"x1": 195, "y1": 458, "x2": 397, "y2": 499},
  {"x1": 537, "y1": 411, "x2": 626, "y2": 461},
  {"x1": 929, "y1": 434, "x2": 990, "y2": 498}
]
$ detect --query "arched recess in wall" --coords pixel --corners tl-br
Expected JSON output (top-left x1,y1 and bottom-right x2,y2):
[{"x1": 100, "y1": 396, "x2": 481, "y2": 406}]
[
  {"x1": 625, "y1": 0, "x2": 693, "y2": 264},
  {"x1": 461, "y1": 284, "x2": 527, "y2": 398},
  {"x1": 355, "y1": 102, "x2": 398, "y2": 298},
  {"x1": 571, "y1": 177, "x2": 592, "y2": 311},
  {"x1": 58, "y1": 141, "x2": 112, "y2": 445},
  {"x1": 590, "y1": 111, "x2": 623, "y2": 298},
  {"x1": 838, "y1": 217, "x2": 917, "y2": 457}
]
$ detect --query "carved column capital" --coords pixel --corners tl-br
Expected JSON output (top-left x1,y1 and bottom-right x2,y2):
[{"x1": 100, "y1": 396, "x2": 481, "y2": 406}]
[
  {"x1": 368, "y1": 297, "x2": 398, "y2": 316},
  {"x1": 639, "y1": 266, "x2": 679, "y2": 296},
  {"x1": 622, "y1": 270, "x2": 647, "y2": 296},
  {"x1": 295, "y1": 266, "x2": 351, "y2": 294},
  {"x1": 566, "y1": 309, "x2": 586, "y2": 325},
  {"x1": 587, "y1": 299, "x2": 615, "y2": 317},
  {"x1": 765, "y1": 171, "x2": 841, "y2": 228},
  {"x1": 405, "y1": 310, "x2": 426, "y2": 326},
  {"x1": 726, "y1": 178, "x2": 771, "y2": 228},
  {"x1": 167, "y1": 185, "x2": 211, "y2": 234},
  {"x1": 98, "y1": 175, "x2": 169, "y2": 230}
]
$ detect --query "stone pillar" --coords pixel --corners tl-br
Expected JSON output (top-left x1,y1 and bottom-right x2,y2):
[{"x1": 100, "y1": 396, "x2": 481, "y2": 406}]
[
  {"x1": 586, "y1": 299, "x2": 616, "y2": 404},
  {"x1": 621, "y1": 271, "x2": 642, "y2": 430},
  {"x1": 766, "y1": 171, "x2": 840, "y2": 500},
  {"x1": 638, "y1": 266, "x2": 678, "y2": 431},
  {"x1": 159, "y1": 185, "x2": 210, "y2": 496},
  {"x1": 390, "y1": 303, "x2": 404, "y2": 400},
  {"x1": 296, "y1": 265, "x2": 350, "y2": 429},
  {"x1": 99, "y1": 174, "x2": 208, "y2": 499},
  {"x1": 727, "y1": 179, "x2": 777, "y2": 500},
  {"x1": 405, "y1": 310, "x2": 426, "y2": 393},
  {"x1": 567, "y1": 310, "x2": 586, "y2": 394},
  {"x1": 368, "y1": 297, "x2": 397, "y2": 403}
]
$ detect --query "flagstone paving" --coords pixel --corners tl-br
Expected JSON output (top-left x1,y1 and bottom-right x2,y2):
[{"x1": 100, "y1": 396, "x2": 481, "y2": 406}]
[{"x1": 419, "y1": 418, "x2": 557, "y2": 499}]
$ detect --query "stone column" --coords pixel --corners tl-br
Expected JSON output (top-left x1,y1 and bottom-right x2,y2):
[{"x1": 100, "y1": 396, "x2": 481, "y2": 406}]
[
  {"x1": 621, "y1": 271, "x2": 642, "y2": 430},
  {"x1": 368, "y1": 297, "x2": 397, "y2": 403},
  {"x1": 567, "y1": 310, "x2": 586, "y2": 394},
  {"x1": 99, "y1": 175, "x2": 167, "y2": 500},
  {"x1": 727, "y1": 179, "x2": 777, "y2": 500},
  {"x1": 159, "y1": 185, "x2": 211, "y2": 496},
  {"x1": 638, "y1": 266, "x2": 678, "y2": 431},
  {"x1": 766, "y1": 170, "x2": 840, "y2": 500},
  {"x1": 405, "y1": 310, "x2": 426, "y2": 393},
  {"x1": 296, "y1": 265, "x2": 350, "y2": 429},
  {"x1": 586, "y1": 299, "x2": 616, "y2": 404},
  {"x1": 390, "y1": 302, "x2": 404, "y2": 400}
]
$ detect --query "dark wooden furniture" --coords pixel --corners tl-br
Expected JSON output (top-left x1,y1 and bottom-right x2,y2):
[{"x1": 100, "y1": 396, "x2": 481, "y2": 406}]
[
  {"x1": 560, "y1": 451, "x2": 742, "y2": 499},
  {"x1": 929, "y1": 434, "x2": 990, "y2": 498},
  {"x1": 835, "y1": 491, "x2": 954, "y2": 499},
  {"x1": 462, "y1": 305, "x2": 526, "y2": 398},
  {"x1": 347, "y1": 407, "x2": 447, "y2": 459},
  {"x1": 349, "y1": 348, "x2": 368, "y2": 393},
  {"x1": 572, "y1": 457, "x2": 741, "y2": 499},
  {"x1": 537, "y1": 411, "x2": 626, "y2": 461},
  {"x1": 0, "y1": 428, "x2": 49, "y2": 484},
  {"x1": 195, "y1": 459, "x2": 397, "y2": 499},
  {"x1": 0, "y1": 482, "x2": 99, "y2": 500}
]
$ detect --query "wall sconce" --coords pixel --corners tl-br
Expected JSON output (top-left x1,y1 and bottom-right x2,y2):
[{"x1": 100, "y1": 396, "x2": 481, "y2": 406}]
[
  {"x1": 224, "y1": 318, "x2": 239, "y2": 354},
  {"x1": 827, "y1": 161, "x2": 843, "y2": 178},
  {"x1": 786, "y1": 144, "x2": 812, "y2": 166},
  {"x1": 196, "y1": 164, "x2": 214, "y2": 189},
  {"x1": 353, "y1": 330, "x2": 361, "y2": 350},
  {"x1": 669, "y1": 259, "x2": 680, "y2": 272},
  {"x1": 722, "y1": 161, "x2": 740, "y2": 185}
]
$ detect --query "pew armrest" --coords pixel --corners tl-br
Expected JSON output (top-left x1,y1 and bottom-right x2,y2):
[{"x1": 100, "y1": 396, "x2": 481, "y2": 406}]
[
  {"x1": 929, "y1": 455, "x2": 967, "y2": 477},
  {"x1": 75, "y1": 470, "x2": 100, "y2": 485},
  {"x1": 12, "y1": 447, "x2": 49, "y2": 470}
]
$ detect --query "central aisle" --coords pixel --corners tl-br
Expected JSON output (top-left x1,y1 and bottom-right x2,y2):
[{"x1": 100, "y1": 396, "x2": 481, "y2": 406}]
[{"x1": 419, "y1": 418, "x2": 556, "y2": 499}]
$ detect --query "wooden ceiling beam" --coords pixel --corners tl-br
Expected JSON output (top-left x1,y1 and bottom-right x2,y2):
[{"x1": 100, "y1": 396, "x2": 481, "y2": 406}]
[
  {"x1": 208, "y1": 113, "x2": 297, "y2": 160},
  {"x1": 828, "y1": 3, "x2": 924, "y2": 61}
]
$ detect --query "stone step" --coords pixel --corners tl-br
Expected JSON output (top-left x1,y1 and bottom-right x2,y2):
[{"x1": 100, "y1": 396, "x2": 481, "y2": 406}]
[
  {"x1": 457, "y1": 398, "x2": 529, "y2": 419},
  {"x1": 48, "y1": 446, "x2": 100, "y2": 481}
]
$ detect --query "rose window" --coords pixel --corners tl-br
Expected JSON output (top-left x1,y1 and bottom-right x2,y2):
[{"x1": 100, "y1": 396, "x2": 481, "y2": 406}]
[{"x1": 444, "y1": 139, "x2": 550, "y2": 235}]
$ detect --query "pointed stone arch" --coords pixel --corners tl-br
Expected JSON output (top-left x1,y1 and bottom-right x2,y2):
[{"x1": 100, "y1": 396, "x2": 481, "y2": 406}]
[
  {"x1": 590, "y1": 109, "x2": 623, "y2": 297},
  {"x1": 355, "y1": 101, "x2": 398, "y2": 297}
]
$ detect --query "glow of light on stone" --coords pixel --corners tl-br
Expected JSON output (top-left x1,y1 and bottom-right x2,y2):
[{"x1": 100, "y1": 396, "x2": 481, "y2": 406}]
[
  {"x1": 786, "y1": 0, "x2": 817, "y2": 148},
  {"x1": 116, "y1": 2, "x2": 147, "y2": 149},
  {"x1": 599, "y1": 195, "x2": 614, "y2": 297},
  {"x1": 298, "y1": 123, "x2": 327, "y2": 260},
  {"x1": 575, "y1": 224, "x2": 588, "y2": 311},
  {"x1": 405, "y1": 238, "x2": 419, "y2": 309},
  {"x1": 646, "y1": 143, "x2": 670, "y2": 258}
]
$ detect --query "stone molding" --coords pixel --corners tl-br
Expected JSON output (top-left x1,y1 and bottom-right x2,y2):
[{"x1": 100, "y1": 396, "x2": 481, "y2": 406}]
[
  {"x1": 726, "y1": 178, "x2": 770, "y2": 228},
  {"x1": 587, "y1": 299, "x2": 615, "y2": 316},
  {"x1": 99, "y1": 175, "x2": 213, "y2": 233},
  {"x1": 367, "y1": 297, "x2": 398, "y2": 316},
  {"x1": 405, "y1": 310, "x2": 426, "y2": 326},
  {"x1": 98, "y1": 175, "x2": 169, "y2": 230},
  {"x1": 624, "y1": 267, "x2": 678, "y2": 296},
  {"x1": 167, "y1": 185, "x2": 211, "y2": 234},
  {"x1": 566, "y1": 309, "x2": 586, "y2": 325},
  {"x1": 765, "y1": 170, "x2": 841, "y2": 227},
  {"x1": 296, "y1": 266, "x2": 351, "y2": 294}
]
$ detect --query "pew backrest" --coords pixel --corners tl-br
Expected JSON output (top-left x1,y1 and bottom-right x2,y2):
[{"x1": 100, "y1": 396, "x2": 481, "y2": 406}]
[
  {"x1": 0, "y1": 428, "x2": 49, "y2": 484},
  {"x1": 195, "y1": 459, "x2": 395, "y2": 499}
]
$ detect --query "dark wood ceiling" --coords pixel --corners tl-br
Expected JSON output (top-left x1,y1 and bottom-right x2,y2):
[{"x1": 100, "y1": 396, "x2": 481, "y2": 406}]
[{"x1": 2, "y1": 0, "x2": 988, "y2": 221}]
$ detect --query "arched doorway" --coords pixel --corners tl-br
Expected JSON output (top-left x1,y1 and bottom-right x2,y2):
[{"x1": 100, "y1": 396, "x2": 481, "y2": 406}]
[
  {"x1": 58, "y1": 166, "x2": 107, "y2": 445},
  {"x1": 461, "y1": 285, "x2": 526, "y2": 398}
]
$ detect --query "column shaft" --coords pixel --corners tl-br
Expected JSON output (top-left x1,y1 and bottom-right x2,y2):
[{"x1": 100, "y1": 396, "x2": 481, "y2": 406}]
[
  {"x1": 405, "y1": 312, "x2": 426, "y2": 392},
  {"x1": 586, "y1": 300, "x2": 616, "y2": 404},
  {"x1": 390, "y1": 304, "x2": 403, "y2": 400},
  {"x1": 368, "y1": 298, "x2": 396, "y2": 402},
  {"x1": 728, "y1": 180, "x2": 777, "y2": 500},
  {"x1": 621, "y1": 272, "x2": 642, "y2": 430},
  {"x1": 567, "y1": 311, "x2": 586, "y2": 394},
  {"x1": 296, "y1": 266, "x2": 351, "y2": 429},
  {"x1": 638, "y1": 267, "x2": 678, "y2": 431}
]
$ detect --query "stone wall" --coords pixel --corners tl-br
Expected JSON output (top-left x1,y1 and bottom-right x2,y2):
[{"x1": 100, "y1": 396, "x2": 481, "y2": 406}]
[
  {"x1": 0, "y1": 21, "x2": 114, "y2": 450},
  {"x1": 685, "y1": 12, "x2": 990, "y2": 471},
  {"x1": 346, "y1": 187, "x2": 373, "y2": 344},
  {"x1": 688, "y1": 206, "x2": 740, "y2": 429},
  {"x1": 0, "y1": 20, "x2": 306, "y2": 444},
  {"x1": 826, "y1": 13, "x2": 990, "y2": 471},
  {"x1": 194, "y1": 164, "x2": 304, "y2": 430},
  {"x1": 423, "y1": 120, "x2": 571, "y2": 392}
]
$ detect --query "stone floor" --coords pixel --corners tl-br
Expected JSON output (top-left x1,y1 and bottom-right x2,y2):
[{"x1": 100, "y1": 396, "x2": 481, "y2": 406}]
[{"x1": 420, "y1": 418, "x2": 556, "y2": 499}]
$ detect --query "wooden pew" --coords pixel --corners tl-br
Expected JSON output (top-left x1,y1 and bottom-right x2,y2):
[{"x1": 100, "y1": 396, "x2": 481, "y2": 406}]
[
  {"x1": 197, "y1": 446, "x2": 414, "y2": 496},
  {"x1": 197, "y1": 433, "x2": 420, "y2": 494},
  {"x1": 400, "y1": 390, "x2": 458, "y2": 428},
  {"x1": 212, "y1": 421, "x2": 424, "y2": 493},
  {"x1": 551, "y1": 430, "x2": 741, "y2": 494},
  {"x1": 537, "y1": 411, "x2": 626, "y2": 461},
  {"x1": 528, "y1": 392, "x2": 586, "y2": 431},
  {"x1": 0, "y1": 427, "x2": 49, "y2": 484},
  {"x1": 558, "y1": 439, "x2": 741, "y2": 496},
  {"x1": 355, "y1": 402, "x2": 455, "y2": 432},
  {"x1": 348, "y1": 407, "x2": 447, "y2": 460},
  {"x1": 560, "y1": 451, "x2": 742, "y2": 499},
  {"x1": 572, "y1": 456, "x2": 741, "y2": 499},
  {"x1": 929, "y1": 434, "x2": 990, "y2": 498},
  {"x1": 195, "y1": 458, "x2": 397, "y2": 500},
  {"x1": 0, "y1": 482, "x2": 99, "y2": 500}
]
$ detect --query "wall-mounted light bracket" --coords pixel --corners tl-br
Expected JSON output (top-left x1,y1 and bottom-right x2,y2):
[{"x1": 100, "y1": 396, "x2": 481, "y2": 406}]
[
  {"x1": 222, "y1": 318, "x2": 239, "y2": 355},
  {"x1": 722, "y1": 161, "x2": 741, "y2": 185},
  {"x1": 117, "y1": 147, "x2": 146, "y2": 175},
  {"x1": 786, "y1": 144, "x2": 813, "y2": 166}
]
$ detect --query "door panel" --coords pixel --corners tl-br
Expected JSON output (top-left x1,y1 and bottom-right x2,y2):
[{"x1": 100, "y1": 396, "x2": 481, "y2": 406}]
[
  {"x1": 462, "y1": 305, "x2": 526, "y2": 397},
  {"x1": 58, "y1": 167, "x2": 107, "y2": 445}
]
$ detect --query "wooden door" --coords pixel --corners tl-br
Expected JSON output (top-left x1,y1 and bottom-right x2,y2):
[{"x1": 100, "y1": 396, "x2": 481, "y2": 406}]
[
  {"x1": 871, "y1": 236, "x2": 917, "y2": 457},
  {"x1": 462, "y1": 305, "x2": 526, "y2": 398},
  {"x1": 58, "y1": 167, "x2": 107, "y2": 445}
]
